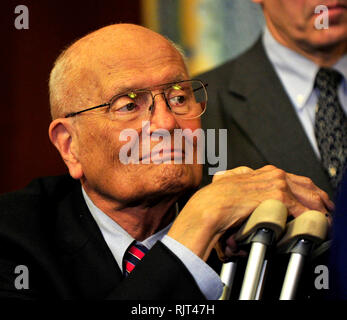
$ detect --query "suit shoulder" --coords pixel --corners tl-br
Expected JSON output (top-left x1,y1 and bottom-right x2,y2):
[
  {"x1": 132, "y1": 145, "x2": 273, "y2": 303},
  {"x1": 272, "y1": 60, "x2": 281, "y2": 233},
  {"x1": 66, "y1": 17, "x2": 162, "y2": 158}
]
[
  {"x1": 197, "y1": 59, "x2": 236, "y2": 84},
  {"x1": 0, "y1": 175, "x2": 77, "y2": 202},
  {"x1": 197, "y1": 38, "x2": 264, "y2": 84},
  {"x1": 0, "y1": 175, "x2": 78, "y2": 228}
]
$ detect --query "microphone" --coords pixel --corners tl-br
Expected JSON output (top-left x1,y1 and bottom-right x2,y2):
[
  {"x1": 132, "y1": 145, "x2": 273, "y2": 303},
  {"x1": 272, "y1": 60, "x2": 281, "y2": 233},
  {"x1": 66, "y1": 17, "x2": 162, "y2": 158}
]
[{"x1": 219, "y1": 199, "x2": 287, "y2": 300}]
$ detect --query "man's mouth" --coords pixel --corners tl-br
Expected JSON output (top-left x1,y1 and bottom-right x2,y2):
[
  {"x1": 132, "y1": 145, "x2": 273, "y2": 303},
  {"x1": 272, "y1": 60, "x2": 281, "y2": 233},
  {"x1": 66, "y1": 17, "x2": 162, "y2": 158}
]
[
  {"x1": 326, "y1": 1, "x2": 347, "y2": 8},
  {"x1": 316, "y1": 2, "x2": 347, "y2": 23},
  {"x1": 140, "y1": 149, "x2": 185, "y2": 163},
  {"x1": 326, "y1": 1, "x2": 347, "y2": 11}
]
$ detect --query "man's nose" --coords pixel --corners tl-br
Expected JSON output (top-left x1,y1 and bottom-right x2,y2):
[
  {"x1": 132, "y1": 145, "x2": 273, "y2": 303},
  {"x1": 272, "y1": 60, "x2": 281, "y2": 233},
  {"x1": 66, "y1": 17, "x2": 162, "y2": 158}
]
[{"x1": 149, "y1": 93, "x2": 178, "y2": 132}]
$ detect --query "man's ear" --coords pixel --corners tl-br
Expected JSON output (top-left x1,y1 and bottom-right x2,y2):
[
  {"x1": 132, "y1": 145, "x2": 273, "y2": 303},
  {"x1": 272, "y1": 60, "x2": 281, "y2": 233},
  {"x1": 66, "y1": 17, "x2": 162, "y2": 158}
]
[
  {"x1": 49, "y1": 119, "x2": 83, "y2": 180},
  {"x1": 252, "y1": 0, "x2": 263, "y2": 4}
]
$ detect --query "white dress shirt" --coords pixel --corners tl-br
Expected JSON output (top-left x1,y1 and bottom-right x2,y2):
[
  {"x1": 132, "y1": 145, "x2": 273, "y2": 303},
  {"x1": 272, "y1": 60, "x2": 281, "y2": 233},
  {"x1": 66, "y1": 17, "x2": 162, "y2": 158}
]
[
  {"x1": 81, "y1": 187, "x2": 223, "y2": 300},
  {"x1": 262, "y1": 27, "x2": 347, "y2": 159}
]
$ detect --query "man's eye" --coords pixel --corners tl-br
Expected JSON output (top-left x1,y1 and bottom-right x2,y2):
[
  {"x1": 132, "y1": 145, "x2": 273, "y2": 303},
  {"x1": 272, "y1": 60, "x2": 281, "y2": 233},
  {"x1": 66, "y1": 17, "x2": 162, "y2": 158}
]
[
  {"x1": 169, "y1": 95, "x2": 186, "y2": 106},
  {"x1": 115, "y1": 103, "x2": 139, "y2": 113}
]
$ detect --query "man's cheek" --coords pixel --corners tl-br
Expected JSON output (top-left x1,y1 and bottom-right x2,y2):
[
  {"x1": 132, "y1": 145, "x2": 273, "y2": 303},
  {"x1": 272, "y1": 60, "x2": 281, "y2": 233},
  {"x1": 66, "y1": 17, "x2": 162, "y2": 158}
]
[{"x1": 118, "y1": 129, "x2": 141, "y2": 165}]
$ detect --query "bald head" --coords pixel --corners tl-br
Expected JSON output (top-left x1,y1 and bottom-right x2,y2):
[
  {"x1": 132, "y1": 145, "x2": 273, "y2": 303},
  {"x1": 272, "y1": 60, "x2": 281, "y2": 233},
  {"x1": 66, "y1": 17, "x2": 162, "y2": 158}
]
[
  {"x1": 48, "y1": 23, "x2": 200, "y2": 211},
  {"x1": 49, "y1": 24, "x2": 186, "y2": 119}
]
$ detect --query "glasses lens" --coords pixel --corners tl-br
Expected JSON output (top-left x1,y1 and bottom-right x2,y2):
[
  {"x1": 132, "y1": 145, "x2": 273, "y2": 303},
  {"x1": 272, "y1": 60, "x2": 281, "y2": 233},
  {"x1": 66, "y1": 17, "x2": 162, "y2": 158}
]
[
  {"x1": 107, "y1": 80, "x2": 207, "y2": 127},
  {"x1": 166, "y1": 80, "x2": 207, "y2": 119},
  {"x1": 108, "y1": 91, "x2": 152, "y2": 123}
]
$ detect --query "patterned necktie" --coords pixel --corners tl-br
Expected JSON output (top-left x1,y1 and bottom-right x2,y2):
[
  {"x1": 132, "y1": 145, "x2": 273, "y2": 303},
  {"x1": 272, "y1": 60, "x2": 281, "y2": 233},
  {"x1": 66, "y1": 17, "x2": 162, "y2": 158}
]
[
  {"x1": 123, "y1": 242, "x2": 149, "y2": 276},
  {"x1": 314, "y1": 68, "x2": 347, "y2": 190}
]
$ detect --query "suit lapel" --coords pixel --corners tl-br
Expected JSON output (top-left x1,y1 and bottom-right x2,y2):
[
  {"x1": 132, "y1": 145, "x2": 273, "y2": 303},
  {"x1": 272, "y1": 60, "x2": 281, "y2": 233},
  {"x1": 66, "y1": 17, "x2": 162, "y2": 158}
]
[
  {"x1": 221, "y1": 39, "x2": 332, "y2": 194},
  {"x1": 54, "y1": 183, "x2": 123, "y2": 298}
]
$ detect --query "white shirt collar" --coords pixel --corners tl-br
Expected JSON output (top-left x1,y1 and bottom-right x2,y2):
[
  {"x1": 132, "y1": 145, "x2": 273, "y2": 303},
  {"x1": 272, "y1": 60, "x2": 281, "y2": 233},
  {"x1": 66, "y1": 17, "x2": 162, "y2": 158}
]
[
  {"x1": 262, "y1": 27, "x2": 347, "y2": 109},
  {"x1": 334, "y1": 54, "x2": 347, "y2": 92},
  {"x1": 262, "y1": 26, "x2": 319, "y2": 111},
  {"x1": 81, "y1": 186, "x2": 172, "y2": 271}
]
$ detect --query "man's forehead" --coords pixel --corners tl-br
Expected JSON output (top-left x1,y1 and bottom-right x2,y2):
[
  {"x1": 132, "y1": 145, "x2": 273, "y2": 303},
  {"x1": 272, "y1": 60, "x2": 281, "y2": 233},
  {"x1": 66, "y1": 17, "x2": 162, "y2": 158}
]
[
  {"x1": 105, "y1": 72, "x2": 188, "y2": 96},
  {"x1": 65, "y1": 24, "x2": 188, "y2": 99},
  {"x1": 74, "y1": 24, "x2": 177, "y2": 60},
  {"x1": 97, "y1": 53, "x2": 187, "y2": 98}
]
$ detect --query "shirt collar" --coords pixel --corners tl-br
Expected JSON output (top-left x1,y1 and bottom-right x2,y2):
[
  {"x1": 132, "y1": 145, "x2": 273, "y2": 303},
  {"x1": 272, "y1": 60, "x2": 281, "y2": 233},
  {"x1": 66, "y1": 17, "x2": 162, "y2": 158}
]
[
  {"x1": 82, "y1": 187, "x2": 134, "y2": 269},
  {"x1": 81, "y1": 186, "x2": 173, "y2": 269},
  {"x1": 262, "y1": 27, "x2": 347, "y2": 110},
  {"x1": 334, "y1": 54, "x2": 347, "y2": 92},
  {"x1": 262, "y1": 26, "x2": 319, "y2": 111}
]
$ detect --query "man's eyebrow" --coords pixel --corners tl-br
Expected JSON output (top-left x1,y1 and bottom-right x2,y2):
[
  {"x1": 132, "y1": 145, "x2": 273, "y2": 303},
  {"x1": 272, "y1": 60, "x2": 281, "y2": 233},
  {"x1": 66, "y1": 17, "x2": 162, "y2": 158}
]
[
  {"x1": 107, "y1": 75, "x2": 187, "y2": 99},
  {"x1": 112, "y1": 86, "x2": 135, "y2": 96},
  {"x1": 105, "y1": 86, "x2": 135, "y2": 100}
]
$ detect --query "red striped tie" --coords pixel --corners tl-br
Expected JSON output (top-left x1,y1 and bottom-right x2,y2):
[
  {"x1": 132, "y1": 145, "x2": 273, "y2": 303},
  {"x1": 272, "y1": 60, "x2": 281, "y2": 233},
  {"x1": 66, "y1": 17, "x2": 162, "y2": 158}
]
[{"x1": 123, "y1": 242, "x2": 149, "y2": 276}]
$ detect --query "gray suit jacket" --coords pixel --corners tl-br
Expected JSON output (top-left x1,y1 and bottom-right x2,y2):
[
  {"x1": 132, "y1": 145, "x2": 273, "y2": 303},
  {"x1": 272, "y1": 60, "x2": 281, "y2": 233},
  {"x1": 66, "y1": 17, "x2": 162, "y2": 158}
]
[{"x1": 198, "y1": 38, "x2": 333, "y2": 198}]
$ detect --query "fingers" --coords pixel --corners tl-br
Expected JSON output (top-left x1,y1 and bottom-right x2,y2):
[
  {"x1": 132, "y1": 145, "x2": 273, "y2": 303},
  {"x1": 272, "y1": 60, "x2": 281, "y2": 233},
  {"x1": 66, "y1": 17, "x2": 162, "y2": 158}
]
[
  {"x1": 242, "y1": 166, "x2": 310, "y2": 217},
  {"x1": 210, "y1": 165, "x2": 333, "y2": 261},
  {"x1": 233, "y1": 165, "x2": 332, "y2": 216},
  {"x1": 209, "y1": 165, "x2": 331, "y2": 244},
  {"x1": 214, "y1": 165, "x2": 332, "y2": 219},
  {"x1": 224, "y1": 234, "x2": 248, "y2": 258},
  {"x1": 285, "y1": 173, "x2": 333, "y2": 226},
  {"x1": 285, "y1": 180, "x2": 327, "y2": 213},
  {"x1": 254, "y1": 187, "x2": 308, "y2": 218},
  {"x1": 214, "y1": 232, "x2": 248, "y2": 261},
  {"x1": 286, "y1": 173, "x2": 334, "y2": 211},
  {"x1": 261, "y1": 169, "x2": 331, "y2": 217}
]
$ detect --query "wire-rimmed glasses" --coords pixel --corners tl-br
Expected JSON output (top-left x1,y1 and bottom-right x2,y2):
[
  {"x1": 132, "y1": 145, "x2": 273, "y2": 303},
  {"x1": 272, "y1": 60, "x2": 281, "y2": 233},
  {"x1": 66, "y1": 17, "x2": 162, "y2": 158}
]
[{"x1": 64, "y1": 80, "x2": 208, "y2": 128}]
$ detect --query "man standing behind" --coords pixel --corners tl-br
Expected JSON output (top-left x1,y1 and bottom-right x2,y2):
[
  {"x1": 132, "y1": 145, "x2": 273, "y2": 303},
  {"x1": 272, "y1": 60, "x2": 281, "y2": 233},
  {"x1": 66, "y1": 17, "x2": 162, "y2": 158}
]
[{"x1": 199, "y1": 0, "x2": 347, "y2": 198}]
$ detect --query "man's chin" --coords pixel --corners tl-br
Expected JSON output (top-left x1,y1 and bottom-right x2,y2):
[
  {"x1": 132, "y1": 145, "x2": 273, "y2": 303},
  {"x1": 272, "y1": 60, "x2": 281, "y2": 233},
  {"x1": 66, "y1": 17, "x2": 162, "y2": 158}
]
[
  {"x1": 121, "y1": 183, "x2": 196, "y2": 208},
  {"x1": 309, "y1": 27, "x2": 347, "y2": 50},
  {"x1": 149, "y1": 164, "x2": 199, "y2": 192},
  {"x1": 121, "y1": 164, "x2": 201, "y2": 204}
]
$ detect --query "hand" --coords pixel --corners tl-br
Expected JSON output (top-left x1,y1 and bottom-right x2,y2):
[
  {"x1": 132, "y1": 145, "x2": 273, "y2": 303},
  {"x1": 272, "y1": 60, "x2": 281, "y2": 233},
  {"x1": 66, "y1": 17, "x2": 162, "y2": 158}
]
[
  {"x1": 212, "y1": 165, "x2": 333, "y2": 217},
  {"x1": 214, "y1": 166, "x2": 334, "y2": 261},
  {"x1": 168, "y1": 165, "x2": 333, "y2": 261},
  {"x1": 285, "y1": 171, "x2": 333, "y2": 222}
]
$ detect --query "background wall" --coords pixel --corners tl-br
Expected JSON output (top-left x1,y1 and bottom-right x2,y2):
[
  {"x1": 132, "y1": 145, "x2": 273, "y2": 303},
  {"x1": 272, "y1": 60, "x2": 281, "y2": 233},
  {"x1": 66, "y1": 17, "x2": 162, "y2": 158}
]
[
  {"x1": 1, "y1": 0, "x2": 263, "y2": 194},
  {"x1": 0, "y1": 0, "x2": 141, "y2": 193},
  {"x1": 141, "y1": 0, "x2": 264, "y2": 75}
]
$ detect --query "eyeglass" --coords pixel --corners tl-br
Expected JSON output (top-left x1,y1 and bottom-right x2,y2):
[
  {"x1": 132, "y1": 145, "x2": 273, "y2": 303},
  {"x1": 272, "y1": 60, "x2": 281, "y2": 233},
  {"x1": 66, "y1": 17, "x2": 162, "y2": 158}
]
[{"x1": 64, "y1": 79, "x2": 208, "y2": 126}]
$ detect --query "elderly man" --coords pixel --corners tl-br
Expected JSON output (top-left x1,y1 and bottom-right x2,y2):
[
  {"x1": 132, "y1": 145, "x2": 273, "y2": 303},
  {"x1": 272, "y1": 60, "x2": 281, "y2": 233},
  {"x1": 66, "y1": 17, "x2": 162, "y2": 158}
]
[
  {"x1": 0, "y1": 24, "x2": 332, "y2": 300},
  {"x1": 199, "y1": 0, "x2": 347, "y2": 198}
]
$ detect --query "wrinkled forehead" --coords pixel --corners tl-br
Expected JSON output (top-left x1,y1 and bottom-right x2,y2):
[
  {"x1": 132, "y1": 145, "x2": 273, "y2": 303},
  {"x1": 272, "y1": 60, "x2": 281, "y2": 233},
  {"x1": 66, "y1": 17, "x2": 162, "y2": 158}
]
[
  {"x1": 73, "y1": 27, "x2": 188, "y2": 100},
  {"x1": 101, "y1": 56, "x2": 188, "y2": 99}
]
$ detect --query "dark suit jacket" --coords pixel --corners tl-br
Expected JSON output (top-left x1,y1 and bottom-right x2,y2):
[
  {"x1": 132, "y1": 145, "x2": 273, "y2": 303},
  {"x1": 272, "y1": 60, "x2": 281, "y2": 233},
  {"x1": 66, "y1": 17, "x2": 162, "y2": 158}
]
[
  {"x1": 0, "y1": 175, "x2": 205, "y2": 300},
  {"x1": 198, "y1": 37, "x2": 334, "y2": 198}
]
